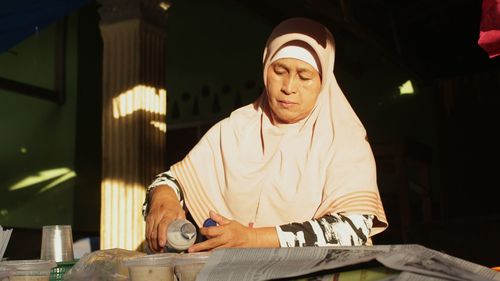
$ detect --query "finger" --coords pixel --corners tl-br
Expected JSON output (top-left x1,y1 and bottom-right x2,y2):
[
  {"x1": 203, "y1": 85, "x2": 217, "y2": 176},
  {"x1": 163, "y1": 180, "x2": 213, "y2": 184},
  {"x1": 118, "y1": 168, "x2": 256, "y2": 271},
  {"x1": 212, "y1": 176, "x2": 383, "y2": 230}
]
[
  {"x1": 146, "y1": 215, "x2": 153, "y2": 248},
  {"x1": 149, "y1": 219, "x2": 160, "y2": 252},
  {"x1": 189, "y1": 236, "x2": 224, "y2": 253},
  {"x1": 149, "y1": 240, "x2": 160, "y2": 253},
  {"x1": 146, "y1": 214, "x2": 160, "y2": 247},
  {"x1": 209, "y1": 210, "x2": 230, "y2": 225},
  {"x1": 146, "y1": 218, "x2": 156, "y2": 253},
  {"x1": 146, "y1": 215, "x2": 151, "y2": 239},
  {"x1": 199, "y1": 225, "x2": 224, "y2": 238},
  {"x1": 158, "y1": 219, "x2": 173, "y2": 248}
]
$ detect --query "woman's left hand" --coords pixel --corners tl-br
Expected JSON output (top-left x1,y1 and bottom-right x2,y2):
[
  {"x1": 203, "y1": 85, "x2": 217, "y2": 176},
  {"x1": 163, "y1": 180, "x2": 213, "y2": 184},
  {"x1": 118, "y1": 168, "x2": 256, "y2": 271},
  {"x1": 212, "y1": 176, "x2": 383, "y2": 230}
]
[{"x1": 188, "y1": 211, "x2": 257, "y2": 252}]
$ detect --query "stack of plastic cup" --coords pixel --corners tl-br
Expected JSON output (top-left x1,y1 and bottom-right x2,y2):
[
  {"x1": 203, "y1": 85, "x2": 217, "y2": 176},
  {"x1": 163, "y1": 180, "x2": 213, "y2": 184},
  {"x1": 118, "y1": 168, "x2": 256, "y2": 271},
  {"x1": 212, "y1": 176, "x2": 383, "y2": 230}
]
[
  {"x1": 40, "y1": 225, "x2": 74, "y2": 263},
  {"x1": 0, "y1": 260, "x2": 56, "y2": 281},
  {"x1": 0, "y1": 265, "x2": 13, "y2": 281}
]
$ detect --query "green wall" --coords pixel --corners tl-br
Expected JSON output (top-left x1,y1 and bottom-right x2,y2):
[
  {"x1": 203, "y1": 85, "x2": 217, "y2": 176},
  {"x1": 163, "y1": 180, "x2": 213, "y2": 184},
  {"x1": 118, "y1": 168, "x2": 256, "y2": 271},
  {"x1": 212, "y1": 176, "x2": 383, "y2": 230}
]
[
  {"x1": 0, "y1": 15, "x2": 78, "y2": 228},
  {"x1": 164, "y1": 0, "x2": 271, "y2": 123}
]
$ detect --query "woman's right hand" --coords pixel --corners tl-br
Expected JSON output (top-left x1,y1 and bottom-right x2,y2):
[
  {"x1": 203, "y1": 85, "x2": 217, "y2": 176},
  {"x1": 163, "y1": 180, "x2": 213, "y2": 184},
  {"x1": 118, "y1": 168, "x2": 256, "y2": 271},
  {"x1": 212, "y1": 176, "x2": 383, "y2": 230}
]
[{"x1": 145, "y1": 185, "x2": 185, "y2": 252}]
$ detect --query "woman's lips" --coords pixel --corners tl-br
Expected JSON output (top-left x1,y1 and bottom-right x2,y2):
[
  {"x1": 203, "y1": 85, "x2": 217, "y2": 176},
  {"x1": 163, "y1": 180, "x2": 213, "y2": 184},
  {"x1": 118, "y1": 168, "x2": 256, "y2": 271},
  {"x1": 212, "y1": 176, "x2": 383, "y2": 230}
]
[{"x1": 278, "y1": 100, "x2": 296, "y2": 108}]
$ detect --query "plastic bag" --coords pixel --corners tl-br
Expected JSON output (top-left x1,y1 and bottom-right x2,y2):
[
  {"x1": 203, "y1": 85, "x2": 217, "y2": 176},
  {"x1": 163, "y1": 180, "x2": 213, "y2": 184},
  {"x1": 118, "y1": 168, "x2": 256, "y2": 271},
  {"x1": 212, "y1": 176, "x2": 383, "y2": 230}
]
[{"x1": 63, "y1": 248, "x2": 146, "y2": 281}]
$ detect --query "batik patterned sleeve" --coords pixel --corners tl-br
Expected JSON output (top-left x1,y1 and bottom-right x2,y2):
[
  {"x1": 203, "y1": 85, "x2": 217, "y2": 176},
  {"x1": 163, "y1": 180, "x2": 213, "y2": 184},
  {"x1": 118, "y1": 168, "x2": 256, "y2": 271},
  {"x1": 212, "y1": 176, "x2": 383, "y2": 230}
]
[
  {"x1": 142, "y1": 170, "x2": 184, "y2": 218},
  {"x1": 276, "y1": 213, "x2": 374, "y2": 247}
]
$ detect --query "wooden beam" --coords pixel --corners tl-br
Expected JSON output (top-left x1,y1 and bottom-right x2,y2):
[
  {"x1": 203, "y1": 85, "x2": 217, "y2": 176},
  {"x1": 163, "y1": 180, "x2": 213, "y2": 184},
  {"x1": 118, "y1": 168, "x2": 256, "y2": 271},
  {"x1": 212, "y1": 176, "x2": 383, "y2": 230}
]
[
  {"x1": 0, "y1": 77, "x2": 60, "y2": 103},
  {"x1": 0, "y1": 17, "x2": 67, "y2": 105}
]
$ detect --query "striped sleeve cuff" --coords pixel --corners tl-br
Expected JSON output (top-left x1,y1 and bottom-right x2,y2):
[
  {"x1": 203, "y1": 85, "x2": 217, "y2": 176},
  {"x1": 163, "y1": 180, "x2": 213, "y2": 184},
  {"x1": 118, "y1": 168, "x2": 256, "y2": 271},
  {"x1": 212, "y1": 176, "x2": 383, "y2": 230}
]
[{"x1": 142, "y1": 170, "x2": 184, "y2": 218}]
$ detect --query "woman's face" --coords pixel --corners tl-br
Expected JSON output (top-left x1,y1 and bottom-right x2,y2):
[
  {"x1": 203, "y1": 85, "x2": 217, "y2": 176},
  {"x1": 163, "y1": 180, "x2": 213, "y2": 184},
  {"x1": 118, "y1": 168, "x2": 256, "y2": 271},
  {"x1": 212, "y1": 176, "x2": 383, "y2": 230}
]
[{"x1": 266, "y1": 58, "x2": 322, "y2": 124}]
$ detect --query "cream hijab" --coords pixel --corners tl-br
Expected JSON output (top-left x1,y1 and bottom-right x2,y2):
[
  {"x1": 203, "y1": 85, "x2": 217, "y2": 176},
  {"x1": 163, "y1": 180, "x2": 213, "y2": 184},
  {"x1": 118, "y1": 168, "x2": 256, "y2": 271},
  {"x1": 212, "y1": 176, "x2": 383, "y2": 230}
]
[{"x1": 171, "y1": 17, "x2": 388, "y2": 237}]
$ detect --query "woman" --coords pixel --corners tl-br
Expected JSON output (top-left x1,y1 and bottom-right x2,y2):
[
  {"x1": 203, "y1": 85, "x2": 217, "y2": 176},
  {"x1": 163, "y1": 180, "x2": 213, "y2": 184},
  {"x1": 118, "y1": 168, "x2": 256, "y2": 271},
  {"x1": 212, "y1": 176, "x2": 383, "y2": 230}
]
[{"x1": 143, "y1": 17, "x2": 388, "y2": 253}]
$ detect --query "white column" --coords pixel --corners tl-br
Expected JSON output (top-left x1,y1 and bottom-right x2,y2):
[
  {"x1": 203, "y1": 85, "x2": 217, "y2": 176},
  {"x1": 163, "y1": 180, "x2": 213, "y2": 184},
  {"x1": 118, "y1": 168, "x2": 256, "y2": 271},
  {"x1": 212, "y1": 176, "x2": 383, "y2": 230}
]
[{"x1": 98, "y1": 0, "x2": 168, "y2": 250}]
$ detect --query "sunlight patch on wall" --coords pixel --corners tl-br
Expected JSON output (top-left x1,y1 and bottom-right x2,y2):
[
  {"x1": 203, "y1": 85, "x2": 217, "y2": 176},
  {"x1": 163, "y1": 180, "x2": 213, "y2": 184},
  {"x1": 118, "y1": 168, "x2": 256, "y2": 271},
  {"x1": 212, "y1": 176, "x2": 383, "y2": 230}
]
[
  {"x1": 399, "y1": 80, "x2": 414, "y2": 95},
  {"x1": 9, "y1": 167, "x2": 76, "y2": 193},
  {"x1": 38, "y1": 171, "x2": 76, "y2": 193},
  {"x1": 150, "y1": 121, "x2": 166, "y2": 132},
  {"x1": 159, "y1": 0, "x2": 171, "y2": 11},
  {"x1": 101, "y1": 178, "x2": 145, "y2": 251},
  {"x1": 112, "y1": 85, "x2": 167, "y2": 119}
]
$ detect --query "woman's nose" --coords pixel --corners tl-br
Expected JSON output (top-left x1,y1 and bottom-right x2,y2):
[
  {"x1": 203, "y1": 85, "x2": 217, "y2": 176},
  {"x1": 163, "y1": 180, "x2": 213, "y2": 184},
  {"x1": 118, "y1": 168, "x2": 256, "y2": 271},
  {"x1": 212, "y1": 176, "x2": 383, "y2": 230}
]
[{"x1": 282, "y1": 76, "x2": 297, "y2": 95}]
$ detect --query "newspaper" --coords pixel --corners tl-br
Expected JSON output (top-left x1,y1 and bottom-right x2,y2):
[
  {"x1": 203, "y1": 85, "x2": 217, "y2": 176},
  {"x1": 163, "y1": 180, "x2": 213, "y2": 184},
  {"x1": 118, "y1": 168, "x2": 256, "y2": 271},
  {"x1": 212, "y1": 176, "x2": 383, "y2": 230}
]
[
  {"x1": 196, "y1": 245, "x2": 500, "y2": 281},
  {"x1": 376, "y1": 244, "x2": 500, "y2": 281},
  {"x1": 384, "y1": 272, "x2": 453, "y2": 281},
  {"x1": 294, "y1": 271, "x2": 452, "y2": 281},
  {"x1": 0, "y1": 226, "x2": 13, "y2": 260},
  {"x1": 197, "y1": 246, "x2": 393, "y2": 281},
  {"x1": 283, "y1": 266, "x2": 400, "y2": 281}
]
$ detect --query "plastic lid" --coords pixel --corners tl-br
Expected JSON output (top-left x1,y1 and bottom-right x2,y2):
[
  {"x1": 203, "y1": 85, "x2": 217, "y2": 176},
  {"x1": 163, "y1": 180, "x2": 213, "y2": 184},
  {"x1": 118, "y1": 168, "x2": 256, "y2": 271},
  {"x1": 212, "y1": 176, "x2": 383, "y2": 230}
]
[
  {"x1": 0, "y1": 266, "x2": 14, "y2": 278},
  {"x1": 124, "y1": 253, "x2": 177, "y2": 267},
  {"x1": 0, "y1": 260, "x2": 57, "y2": 272},
  {"x1": 173, "y1": 252, "x2": 211, "y2": 266},
  {"x1": 180, "y1": 223, "x2": 196, "y2": 240}
]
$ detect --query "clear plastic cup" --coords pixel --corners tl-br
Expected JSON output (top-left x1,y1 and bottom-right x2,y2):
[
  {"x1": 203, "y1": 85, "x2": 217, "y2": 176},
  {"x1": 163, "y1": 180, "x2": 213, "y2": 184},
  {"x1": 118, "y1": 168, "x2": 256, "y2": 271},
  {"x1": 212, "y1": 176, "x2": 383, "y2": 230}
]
[
  {"x1": 0, "y1": 266, "x2": 13, "y2": 281},
  {"x1": 0, "y1": 260, "x2": 56, "y2": 281},
  {"x1": 124, "y1": 253, "x2": 176, "y2": 281},
  {"x1": 173, "y1": 252, "x2": 211, "y2": 281},
  {"x1": 40, "y1": 225, "x2": 74, "y2": 262}
]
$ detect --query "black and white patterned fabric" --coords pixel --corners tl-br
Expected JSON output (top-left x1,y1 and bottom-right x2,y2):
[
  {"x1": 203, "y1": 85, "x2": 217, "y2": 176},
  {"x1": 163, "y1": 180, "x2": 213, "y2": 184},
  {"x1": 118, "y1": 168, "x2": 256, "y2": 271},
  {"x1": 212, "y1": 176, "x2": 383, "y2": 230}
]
[
  {"x1": 142, "y1": 171, "x2": 184, "y2": 217},
  {"x1": 276, "y1": 214, "x2": 373, "y2": 247}
]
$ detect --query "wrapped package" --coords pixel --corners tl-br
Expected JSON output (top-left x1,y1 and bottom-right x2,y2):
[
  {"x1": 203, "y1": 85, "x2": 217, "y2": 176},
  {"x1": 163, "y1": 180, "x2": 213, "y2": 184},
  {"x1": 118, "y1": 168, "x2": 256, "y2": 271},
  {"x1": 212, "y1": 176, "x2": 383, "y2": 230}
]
[{"x1": 63, "y1": 248, "x2": 146, "y2": 281}]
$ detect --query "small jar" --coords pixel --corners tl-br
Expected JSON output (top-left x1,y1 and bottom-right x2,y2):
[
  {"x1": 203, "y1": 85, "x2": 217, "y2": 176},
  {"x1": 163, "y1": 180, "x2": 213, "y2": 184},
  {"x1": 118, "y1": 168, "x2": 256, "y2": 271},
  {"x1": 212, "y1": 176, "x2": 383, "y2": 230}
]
[{"x1": 166, "y1": 219, "x2": 197, "y2": 252}]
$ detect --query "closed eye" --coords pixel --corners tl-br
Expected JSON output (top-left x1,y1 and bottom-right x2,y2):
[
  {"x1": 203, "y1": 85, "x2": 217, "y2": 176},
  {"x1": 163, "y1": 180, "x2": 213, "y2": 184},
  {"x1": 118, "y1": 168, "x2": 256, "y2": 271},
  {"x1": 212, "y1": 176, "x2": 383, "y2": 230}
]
[
  {"x1": 299, "y1": 74, "x2": 312, "y2": 80},
  {"x1": 273, "y1": 65, "x2": 287, "y2": 75}
]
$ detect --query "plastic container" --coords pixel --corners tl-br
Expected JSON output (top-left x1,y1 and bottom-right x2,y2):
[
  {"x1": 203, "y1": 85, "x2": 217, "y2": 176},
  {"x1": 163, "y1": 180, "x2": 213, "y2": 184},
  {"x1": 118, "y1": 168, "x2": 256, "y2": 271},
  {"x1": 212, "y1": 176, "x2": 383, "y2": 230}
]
[
  {"x1": 166, "y1": 219, "x2": 197, "y2": 252},
  {"x1": 0, "y1": 260, "x2": 56, "y2": 281},
  {"x1": 124, "y1": 253, "x2": 176, "y2": 281},
  {"x1": 173, "y1": 252, "x2": 211, "y2": 281},
  {"x1": 0, "y1": 266, "x2": 13, "y2": 281}
]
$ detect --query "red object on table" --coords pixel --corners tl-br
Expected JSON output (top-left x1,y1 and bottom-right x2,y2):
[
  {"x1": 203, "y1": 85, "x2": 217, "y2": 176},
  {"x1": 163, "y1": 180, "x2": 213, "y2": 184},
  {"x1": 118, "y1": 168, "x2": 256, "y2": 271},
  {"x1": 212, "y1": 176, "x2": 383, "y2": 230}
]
[{"x1": 478, "y1": 0, "x2": 500, "y2": 58}]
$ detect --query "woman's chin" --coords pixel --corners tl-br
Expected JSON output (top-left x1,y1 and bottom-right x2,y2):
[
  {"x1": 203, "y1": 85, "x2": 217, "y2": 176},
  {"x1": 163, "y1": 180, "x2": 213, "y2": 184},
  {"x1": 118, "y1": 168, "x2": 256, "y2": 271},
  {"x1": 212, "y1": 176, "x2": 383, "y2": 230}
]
[{"x1": 274, "y1": 115, "x2": 300, "y2": 124}]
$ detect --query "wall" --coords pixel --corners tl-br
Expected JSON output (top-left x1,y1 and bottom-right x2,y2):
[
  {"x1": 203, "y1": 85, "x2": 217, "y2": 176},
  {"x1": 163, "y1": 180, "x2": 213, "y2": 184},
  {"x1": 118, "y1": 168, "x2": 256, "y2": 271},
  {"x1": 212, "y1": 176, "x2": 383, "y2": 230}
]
[
  {"x1": 0, "y1": 15, "x2": 78, "y2": 228},
  {"x1": 161, "y1": 0, "x2": 272, "y2": 167},
  {"x1": 164, "y1": 0, "x2": 271, "y2": 124}
]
